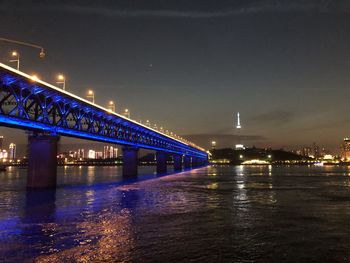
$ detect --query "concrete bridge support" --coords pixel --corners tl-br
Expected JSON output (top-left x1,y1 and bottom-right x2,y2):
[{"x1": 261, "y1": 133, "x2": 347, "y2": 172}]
[
  {"x1": 156, "y1": 151, "x2": 168, "y2": 174},
  {"x1": 173, "y1": 155, "x2": 183, "y2": 172},
  {"x1": 122, "y1": 147, "x2": 139, "y2": 178},
  {"x1": 184, "y1": 156, "x2": 191, "y2": 169},
  {"x1": 192, "y1": 157, "x2": 202, "y2": 168},
  {"x1": 27, "y1": 133, "x2": 59, "y2": 189}
]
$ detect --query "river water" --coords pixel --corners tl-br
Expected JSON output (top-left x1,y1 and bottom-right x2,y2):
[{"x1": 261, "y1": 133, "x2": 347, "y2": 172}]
[{"x1": 1, "y1": 165, "x2": 350, "y2": 262}]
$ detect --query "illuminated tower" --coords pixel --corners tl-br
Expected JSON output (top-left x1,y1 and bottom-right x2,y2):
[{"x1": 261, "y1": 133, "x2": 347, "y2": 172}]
[
  {"x1": 235, "y1": 112, "x2": 245, "y2": 150},
  {"x1": 236, "y1": 112, "x2": 241, "y2": 129}
]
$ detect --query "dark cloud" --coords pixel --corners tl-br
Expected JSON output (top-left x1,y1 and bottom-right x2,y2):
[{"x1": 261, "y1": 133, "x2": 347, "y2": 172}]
[
  {"x1": 249, "y1": 110, "x2": 295, "y2": 125},
  {"x1": 0, "y1": 0, "x2": 348, "y2": 18}
]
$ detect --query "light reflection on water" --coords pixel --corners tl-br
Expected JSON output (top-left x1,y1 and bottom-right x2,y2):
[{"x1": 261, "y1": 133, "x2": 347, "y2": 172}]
[{"x1": 2, "y1": 165, "x2": 350, "y2": 261}]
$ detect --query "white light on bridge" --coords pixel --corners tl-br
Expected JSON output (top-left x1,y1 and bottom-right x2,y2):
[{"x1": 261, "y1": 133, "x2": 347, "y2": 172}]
[
  {"x1": 56, "y1": 74, "x2": 66, "y2": 90},
  {"x1": 86, "y1": 89, "x2": 95, "y2": 103}
]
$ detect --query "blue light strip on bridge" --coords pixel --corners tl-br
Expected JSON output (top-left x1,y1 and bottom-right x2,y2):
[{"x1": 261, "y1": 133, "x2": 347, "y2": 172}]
[{"x1": 0, "y1": 115, "x2": 208, "y2": 159}]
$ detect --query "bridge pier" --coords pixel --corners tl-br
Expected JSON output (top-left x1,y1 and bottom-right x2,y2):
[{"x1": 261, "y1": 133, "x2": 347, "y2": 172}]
[
  {"x1": 27, "y1": 133, "x2": 59, "y2": 189},
  {"x1": 184, "y1": 156, "x2": 191, "y2": 169},
  {"x1": 122, "y1": 147, "x2": 139, "y2": 178},
  {"x1": 192, "y1": 157, "x2": 201, "y2": 168},
  {"x1": 173, "y1": 155, "x2": 183, "y2": 172},
  {"x1": 156, "y1": 151, "x2": 168, "y2": 174}
]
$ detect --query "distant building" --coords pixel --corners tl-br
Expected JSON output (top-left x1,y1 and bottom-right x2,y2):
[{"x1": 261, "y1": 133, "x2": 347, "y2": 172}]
[
  {"x1": 103, "y1": 145, "x2": 118, "y2": 159},
  {"x1": 113, "y1": 147, "x2": 118, "y2": 158},
  {"x1": 77, "y1": 149, "x2": 85, "y2": 159},
  {"x1": 9, "y1": 143, "x2": 16, "y2": 159},
  {"x1": 342, "y1": 138, "x2": 350, "y2": 161},
  {"x1": 95, "y1": 151, "x2": 103, "y2": 159},
  {"x1": 302, "y1": 147, "x2": 312, "y2": 157},
  {"x1": 103, "y1": 146, "x2": 109, "y2": 159},
  {"x1": 0, "y1": 136, "x2": 3, "y2": 150},
  {"x1": 109, "y1": 146, "x2": 114, "y2": 158},
  {"x1": 313, "y1": 143, "x2": 320, "y2": 158},
  {"x1": 0, "y1": 150, "x2": 8, "y2": 159},
  {"x1": 88, "y1": 150, "x2": 95, "y2": 159}
]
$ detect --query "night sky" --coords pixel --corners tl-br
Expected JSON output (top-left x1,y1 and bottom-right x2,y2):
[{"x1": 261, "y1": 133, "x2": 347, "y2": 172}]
[{"x1": 1, "y1": 0, "x2": 350, "y2": 153}]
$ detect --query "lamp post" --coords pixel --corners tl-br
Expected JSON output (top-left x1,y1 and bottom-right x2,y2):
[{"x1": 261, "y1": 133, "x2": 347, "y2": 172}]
[
  {"x1": 124, "y1": 109, "x2": 130, "y2": 118},
  {"x1": 107, "y1": 101, "x2": 115, "y2": 112},
  {"x1": 211, "y1": 141, "x2": 216, "y2": 150},
  {"x1": 56, "y1": 74, "x2": 66, "y2": 90},
  {"x1": 86, "y1": 90, "x2": 95, "y2": 103},
  {"x1": 9, "y1": 51, "x2": 20, "y2": 70},
  {"x1": 145, "y1": 120, "x2": 150, "y2": 127},
  {"x1": 0, "y1": 37, "x2": 45, "y2": 58}
]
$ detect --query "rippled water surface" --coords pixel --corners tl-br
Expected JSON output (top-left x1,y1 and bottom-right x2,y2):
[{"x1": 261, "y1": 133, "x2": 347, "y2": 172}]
[{"x1": 2, "y1": 165, "x2": 350, "y2": 262}]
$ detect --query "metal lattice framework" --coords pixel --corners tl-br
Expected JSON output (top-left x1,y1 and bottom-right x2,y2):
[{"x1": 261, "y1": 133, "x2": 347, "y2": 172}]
[{"x1": 0, "y1": 63, "x2": 208, "y2": 159}]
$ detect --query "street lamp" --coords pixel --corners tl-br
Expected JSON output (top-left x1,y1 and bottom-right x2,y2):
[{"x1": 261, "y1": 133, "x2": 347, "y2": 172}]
[
  {"x1": 0, "y1": 37, "x2": 45, "y2": 58},
  {"x1": 145, "y1": 120, "x2": 150, "y2": 127},
  {"x1": 124, "y1": 108, "x2": 130, "y2": 118},
  {"x1": 56, "y1": 74, "x2": 66, "y2": 90},
  {"x1": 9, "y1": 50, "x2": 20, "y2": 70},
  {"x1": 107, "y1": 100, "x2": 115, "y2": 112},
  {"x1": 211, "y1": 141, "x2": 216, "y2": 150},
  {"x1": 86, "y1": 90, "x2": 95, "y2": 103}
]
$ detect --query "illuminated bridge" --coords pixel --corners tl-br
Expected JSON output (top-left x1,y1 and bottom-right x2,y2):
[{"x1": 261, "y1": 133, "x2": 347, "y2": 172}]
[{"x1": 0, "y1": 63, "x2": 208, "y2": 188}]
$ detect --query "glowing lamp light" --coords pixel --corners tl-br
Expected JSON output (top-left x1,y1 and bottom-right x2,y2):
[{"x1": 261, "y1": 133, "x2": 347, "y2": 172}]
[
  {"x1": 123, "y1": 108, "x2": 130, "y2": 118},
  {"x1": 107, "y1": 100, "x2": 115, "y2": 112},
  {"x1": 31, "y1": 75, "x2": 39, "y2": 81},
  {"x1": 56, "y1": 74, "x2": 66, "y2": 90},
  {"x1": 86, "y1": 89, "x2": 95, "y2": 103}
]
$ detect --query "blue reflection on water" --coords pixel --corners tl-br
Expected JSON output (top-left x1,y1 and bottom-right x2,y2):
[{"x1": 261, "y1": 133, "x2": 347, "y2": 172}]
[{"x1": 0, "y1": 165, "x2": 172, "y2": 261}]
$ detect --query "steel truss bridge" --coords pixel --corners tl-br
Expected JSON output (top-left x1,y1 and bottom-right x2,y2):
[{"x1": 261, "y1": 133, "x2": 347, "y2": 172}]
[
  {"x1": 0, "y1": 63, "x2": 207, "y2": 158},
  {"x1": 0, "y1": 63, "x2": 208, "y2": 188}
]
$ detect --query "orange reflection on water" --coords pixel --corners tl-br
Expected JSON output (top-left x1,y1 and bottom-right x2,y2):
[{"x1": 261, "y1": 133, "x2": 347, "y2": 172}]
[{"x1": 34, "y1": 209, "x2": 135, "y2": 262}]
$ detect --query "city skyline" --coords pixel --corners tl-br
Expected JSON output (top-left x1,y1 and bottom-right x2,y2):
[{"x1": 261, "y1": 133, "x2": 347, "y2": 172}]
[{"x1": 1, "y1": 1, "x2": 350, "y2": 151}]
